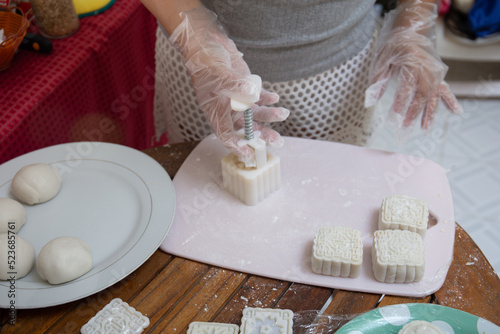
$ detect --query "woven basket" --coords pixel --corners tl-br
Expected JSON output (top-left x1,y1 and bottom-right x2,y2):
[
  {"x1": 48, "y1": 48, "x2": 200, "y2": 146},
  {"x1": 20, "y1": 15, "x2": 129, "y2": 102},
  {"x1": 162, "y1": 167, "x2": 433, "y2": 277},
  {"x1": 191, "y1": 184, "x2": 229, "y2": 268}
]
[{"x1": 0, "y1": 7, "x2": 29, "y2": 72}]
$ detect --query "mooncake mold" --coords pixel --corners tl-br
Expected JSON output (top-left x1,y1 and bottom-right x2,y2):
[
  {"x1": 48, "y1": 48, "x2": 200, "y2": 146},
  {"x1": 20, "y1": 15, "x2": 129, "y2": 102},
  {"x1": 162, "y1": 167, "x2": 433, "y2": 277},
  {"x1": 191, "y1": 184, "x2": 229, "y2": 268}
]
[
  {"x1": 372, "y1": 230, "x2": 425, "y2": 283},
  {"x1": 379, "y1": 195, "x2": 429, "y2": 238},
  {"x1": 311, "y1": 227, "x2": 363, "y2": 278},
  {"x1": 240, "y1": 307, "x2": 293, "y2": 334},
  {"x1": 221, "y1": 152, "x2": 280, "y2": 206},
  {"x1": 188, "y1": 322, "x2": 239, "y2": 334},
  {"x1": 80, "y1": 298, "x2": 149, "y2": 334}
]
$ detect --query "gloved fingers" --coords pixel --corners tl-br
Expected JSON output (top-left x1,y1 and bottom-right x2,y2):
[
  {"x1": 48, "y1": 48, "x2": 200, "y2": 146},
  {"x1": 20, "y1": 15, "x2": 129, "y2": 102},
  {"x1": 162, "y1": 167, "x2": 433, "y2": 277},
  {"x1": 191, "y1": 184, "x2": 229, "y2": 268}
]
[
  {"x1": 369, "y1": 0, "x2": 461, "y2": 133},
  {"x1": 206, "y1": 101, "x2": 235, "y2": 136},
  {"x1": 232, "y1": 105, "x2": 289, "y2": 131},
  {"x1": 421, "y1": 82, "x2": 462, "y2": 129},
  {"x1": 365, "y1": 63, "x2": 392, "y2": 108},
  {"x1": 387, "y1": 0, "x2": 438, "y2": 36},
  {"x1": 192, "y1": 69, "x2": 260, "y2": 117},
  {"x1": 421, "y1": 87, "x2": 440, "y2": 129},
  {"x1": 253, "y1": 89, "x2": 290, "y2": 122},
  {"x1": 171, "y1": 7, "x2": 252, "y2": 79},
  {"x1": 392, "y1": 66, "x2": 429, "y2": 127},
  {"x1": 219, "y1": 74, "x2": 262, "y2": 106},
  {"x1": 439, "y1": 82, "x2": 463, "y2": 114},
  {"x1": 253, "y1": 124, "x2": 285, "y2": 148},
  {"x1": 211, "y1": 111, "x2": 255, "y2": 162},
  {"x1": 403, "y1": 94, "x2": 427, "y2": 127},
  {"x1": 392, "y1": 67, "x2": 417, "y2": 116},
  {"x1": 258, "y1": 89, "x2": 280, "y2": 105},
  {"x1": 252, "y1": 106, "x2": 290, "y2": 123},
  {"x1": 189, "y1": 57, "x2": 249, "y2": 87},
  {"x1": 172, "y1": 7, "x2": 248, "y2": 75}
]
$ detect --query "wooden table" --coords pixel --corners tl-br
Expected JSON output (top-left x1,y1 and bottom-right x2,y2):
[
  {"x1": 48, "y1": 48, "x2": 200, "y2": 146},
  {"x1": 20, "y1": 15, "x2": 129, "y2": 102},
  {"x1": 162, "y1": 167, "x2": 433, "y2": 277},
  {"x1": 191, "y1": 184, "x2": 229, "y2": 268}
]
[{"x1": 1, "y1": 142, "x2": 499, "y2": 333}]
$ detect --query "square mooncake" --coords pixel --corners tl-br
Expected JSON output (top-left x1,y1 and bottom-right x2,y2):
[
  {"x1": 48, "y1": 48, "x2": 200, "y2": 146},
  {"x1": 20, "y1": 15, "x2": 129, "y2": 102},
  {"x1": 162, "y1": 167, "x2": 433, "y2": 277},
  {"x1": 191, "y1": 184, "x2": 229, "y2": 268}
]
[
  {"x1": 372, "y1": 230, "x2": 425, "y2": 283},
  {"x1": 379, "y1": 195, "x2": 429, "y2": 238},
  {"x1": 240, "y1": 307, "x2": 293, "y2": 334},
  {"x1": 80, "y1": 298, "x2": 149, "y2": 334},
  {"x1": 311, "y1": 227, "x2": 363, "y2": 278}
]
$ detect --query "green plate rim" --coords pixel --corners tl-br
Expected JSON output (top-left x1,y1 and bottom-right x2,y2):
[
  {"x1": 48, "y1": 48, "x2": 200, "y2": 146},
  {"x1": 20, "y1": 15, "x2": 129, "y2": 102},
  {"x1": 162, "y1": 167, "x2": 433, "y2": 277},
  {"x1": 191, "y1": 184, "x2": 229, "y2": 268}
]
[{"x1": 336, "y1": 303, "x2": 499, "y2": 333}]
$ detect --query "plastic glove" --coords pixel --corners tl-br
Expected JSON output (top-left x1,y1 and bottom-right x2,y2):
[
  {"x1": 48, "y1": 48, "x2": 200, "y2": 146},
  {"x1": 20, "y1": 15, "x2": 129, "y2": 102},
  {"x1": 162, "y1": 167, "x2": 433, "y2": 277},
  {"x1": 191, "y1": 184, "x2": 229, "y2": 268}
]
[
  {"x1": 168, "y1": 6, "x2": 289, "y2": 165},
  {"x1": 365, "y1": 0, "x2": 462, "y2": 131}
]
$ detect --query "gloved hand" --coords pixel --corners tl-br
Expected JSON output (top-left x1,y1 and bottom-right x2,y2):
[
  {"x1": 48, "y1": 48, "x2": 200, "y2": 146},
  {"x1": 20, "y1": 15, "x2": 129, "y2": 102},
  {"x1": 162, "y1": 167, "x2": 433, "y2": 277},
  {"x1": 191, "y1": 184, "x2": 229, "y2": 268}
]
[
  {"x1": 365, "y1": 0, "x2": 462, "y2": 131},
  {"x1": 169, "y1": 6, "x2": 289, "y2": 165}
]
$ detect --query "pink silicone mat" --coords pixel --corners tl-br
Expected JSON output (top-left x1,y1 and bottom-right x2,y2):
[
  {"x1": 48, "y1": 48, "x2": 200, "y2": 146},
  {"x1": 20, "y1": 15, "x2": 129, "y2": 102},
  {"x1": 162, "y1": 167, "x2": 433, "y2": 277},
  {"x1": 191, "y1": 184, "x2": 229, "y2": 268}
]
[{"x1": 160, "y1": 135, "x2": 455, "y2": 297}]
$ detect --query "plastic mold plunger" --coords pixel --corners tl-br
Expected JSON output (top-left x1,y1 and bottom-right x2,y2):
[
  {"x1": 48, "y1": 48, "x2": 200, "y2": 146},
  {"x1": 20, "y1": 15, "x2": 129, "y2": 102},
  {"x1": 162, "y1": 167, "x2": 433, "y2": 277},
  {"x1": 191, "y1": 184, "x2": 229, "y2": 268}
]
[{"x1": 221, "y1": 75, "x2": 281, "y2": 206}]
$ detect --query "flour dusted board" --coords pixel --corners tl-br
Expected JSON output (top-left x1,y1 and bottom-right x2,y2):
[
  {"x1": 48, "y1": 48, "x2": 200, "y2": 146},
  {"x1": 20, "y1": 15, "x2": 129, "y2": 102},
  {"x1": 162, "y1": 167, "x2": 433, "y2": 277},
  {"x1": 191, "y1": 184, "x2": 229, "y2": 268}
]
[{"x1": 160, "y1": 135, "x2": 455, "y2": 297}]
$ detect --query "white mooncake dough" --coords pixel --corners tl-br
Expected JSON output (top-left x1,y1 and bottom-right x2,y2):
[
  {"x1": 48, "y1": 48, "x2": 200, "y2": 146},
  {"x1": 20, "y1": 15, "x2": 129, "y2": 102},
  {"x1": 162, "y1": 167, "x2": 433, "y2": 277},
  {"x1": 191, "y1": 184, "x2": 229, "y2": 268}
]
[
  {"x1": 36, "y1": 237, "x2": 92, "y2": 284},
  {"x1": 0, "y1": 198, "x2": 26, "y2": 234},
  {"x1": 399, "y1": 320, "x2": 444, "y2": 334},
  {"x1": 11, "y1": 163, "x2": 62, "y2": 205},
  {"x1": 379, "y1": 195, "x2": 429, "y2": 238},
  {"x1": 312, "y1": 226, "x2": 363, "y2": 278},
  {"x1": 240, "y1": 308, "x2": 294, "y2": 334},
  {"x1": 0, "y1": 234, "x2": 36, "y2": 280},
  {"x1": 372, "y1": 230, "x2": 425, "y2": 283},
  {"x1": 221, "y1": 151, "x2": 281, "y2": 206}
]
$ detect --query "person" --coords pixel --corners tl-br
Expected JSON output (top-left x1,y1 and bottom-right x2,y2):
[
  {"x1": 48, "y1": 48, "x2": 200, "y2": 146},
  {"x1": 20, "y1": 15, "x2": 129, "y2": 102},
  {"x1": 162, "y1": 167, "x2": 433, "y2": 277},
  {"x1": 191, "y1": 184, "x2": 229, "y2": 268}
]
[{"x1": 140, "y1": 0, "x2": 462, "y2": 166}]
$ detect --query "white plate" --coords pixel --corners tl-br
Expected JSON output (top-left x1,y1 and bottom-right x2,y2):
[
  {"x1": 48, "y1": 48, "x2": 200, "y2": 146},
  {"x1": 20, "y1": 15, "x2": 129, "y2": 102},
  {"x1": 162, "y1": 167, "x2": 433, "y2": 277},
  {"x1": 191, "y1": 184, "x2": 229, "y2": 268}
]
[{"x1": 0, "y1": 142, "x2": 175, "y2": 309}]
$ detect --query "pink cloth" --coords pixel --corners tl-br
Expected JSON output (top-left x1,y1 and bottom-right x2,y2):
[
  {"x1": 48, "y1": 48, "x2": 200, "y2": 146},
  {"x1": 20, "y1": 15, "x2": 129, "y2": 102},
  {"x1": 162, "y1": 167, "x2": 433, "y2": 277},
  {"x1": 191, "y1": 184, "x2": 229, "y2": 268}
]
[{"x1": 0, "y1": 0, "x2": 162, "y2": 164}]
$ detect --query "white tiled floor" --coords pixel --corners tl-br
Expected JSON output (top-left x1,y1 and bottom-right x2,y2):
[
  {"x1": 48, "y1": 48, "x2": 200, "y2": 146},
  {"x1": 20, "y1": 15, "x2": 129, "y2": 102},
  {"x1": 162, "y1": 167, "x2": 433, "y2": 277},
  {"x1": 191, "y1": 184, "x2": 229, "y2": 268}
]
[{"x1": 367, "y1": 96, "x2": 500, "y2": 276}]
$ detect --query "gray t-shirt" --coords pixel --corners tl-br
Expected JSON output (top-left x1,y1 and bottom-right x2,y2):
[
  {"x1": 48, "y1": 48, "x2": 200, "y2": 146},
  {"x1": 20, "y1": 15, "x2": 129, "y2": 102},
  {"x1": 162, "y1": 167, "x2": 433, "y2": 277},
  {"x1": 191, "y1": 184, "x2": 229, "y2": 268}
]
[{"x1": 201, "y1": 0, "x2": 376, "y2": 82}]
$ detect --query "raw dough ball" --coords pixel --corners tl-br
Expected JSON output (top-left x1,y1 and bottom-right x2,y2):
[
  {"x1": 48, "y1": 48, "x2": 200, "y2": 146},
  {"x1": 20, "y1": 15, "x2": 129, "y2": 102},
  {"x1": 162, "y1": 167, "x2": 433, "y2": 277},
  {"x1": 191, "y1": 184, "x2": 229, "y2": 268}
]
[
  {"x1": 11, "y1": 163, "x2": 62, "y2": 205},
  {"x1": 399, "y1": 320, "x2": 444, "y2": 334},
  {"x1": 0, "y1": 198, "x2": 26, "y2": 234},
  {"x1": 0, "y1": 234, "x2": 36, "y2": 280},
  {"x1": 36, "y1": 237, "x2": 92, "y2": 284}
]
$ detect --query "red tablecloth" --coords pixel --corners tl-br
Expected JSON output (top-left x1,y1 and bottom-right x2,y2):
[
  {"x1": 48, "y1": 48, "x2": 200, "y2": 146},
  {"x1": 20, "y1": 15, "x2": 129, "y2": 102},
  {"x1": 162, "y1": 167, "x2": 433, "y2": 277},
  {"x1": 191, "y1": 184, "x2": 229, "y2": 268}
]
[{"x1": 0, "y1": 0, "x2": 162, "y2": 164}]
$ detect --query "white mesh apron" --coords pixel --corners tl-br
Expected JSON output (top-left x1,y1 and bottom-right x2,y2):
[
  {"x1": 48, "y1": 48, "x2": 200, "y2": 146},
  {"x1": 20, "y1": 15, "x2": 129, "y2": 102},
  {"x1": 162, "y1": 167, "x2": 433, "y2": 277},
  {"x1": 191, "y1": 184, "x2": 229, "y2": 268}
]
[{"x1": 153, "y1": 27, "x2": 378, "y2": 146}]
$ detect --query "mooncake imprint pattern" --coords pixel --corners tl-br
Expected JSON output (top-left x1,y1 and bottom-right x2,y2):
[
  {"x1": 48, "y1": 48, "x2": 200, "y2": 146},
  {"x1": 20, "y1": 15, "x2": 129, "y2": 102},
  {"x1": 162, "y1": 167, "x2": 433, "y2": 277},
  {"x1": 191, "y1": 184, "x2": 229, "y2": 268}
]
[
  {"x1": 240, "y1": 307, "x2": 293, "y2": 334},
  {"x1": 80, "y1": 298, "x2": 150, "y2": 334},
  {"x1": 379, "y1": 195, "x2": 429, "y2": 238},
  {"x1": 312, "y1": 227, "x2": 363, "y2": 278},
  {"x1": 372, "y1": 230, "x2": 425, "y2": 283}
]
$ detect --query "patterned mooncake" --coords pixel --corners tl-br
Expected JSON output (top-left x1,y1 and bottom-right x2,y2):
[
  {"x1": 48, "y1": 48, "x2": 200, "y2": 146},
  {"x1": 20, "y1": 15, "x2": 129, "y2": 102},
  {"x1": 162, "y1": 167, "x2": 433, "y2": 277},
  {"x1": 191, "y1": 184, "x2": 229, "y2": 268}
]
[
  {"x1": 240, "y1": 307, "x2": 293, "y2": 334},
  {"x1": 311, "y1": 227, "x2": 363, "y2": 278},
  {"x1": 379, "y1": 195, "x2": 429, "y2": 238},
  {"x1": 372, "y1": 229, "x2": 425, "y2": 283}
]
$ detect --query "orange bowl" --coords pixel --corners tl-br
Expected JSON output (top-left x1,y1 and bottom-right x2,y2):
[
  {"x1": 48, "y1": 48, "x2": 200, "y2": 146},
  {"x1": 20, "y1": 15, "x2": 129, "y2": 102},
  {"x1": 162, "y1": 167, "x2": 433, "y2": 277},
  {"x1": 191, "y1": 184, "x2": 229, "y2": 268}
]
[{"x1": 0, "y1": 7, "x2": 29, "y2": 72}]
